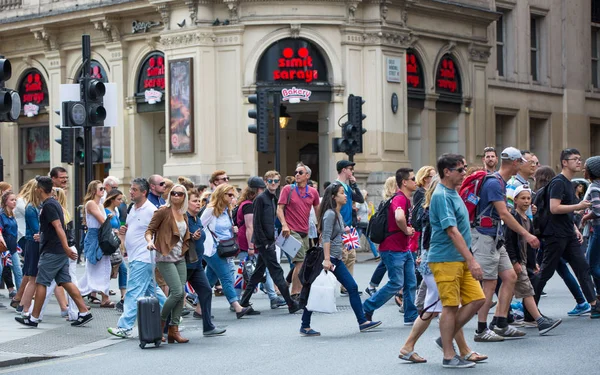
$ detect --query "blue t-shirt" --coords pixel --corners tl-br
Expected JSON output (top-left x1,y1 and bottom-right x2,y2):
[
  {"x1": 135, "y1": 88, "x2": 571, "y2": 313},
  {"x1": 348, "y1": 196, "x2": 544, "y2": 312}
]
[
  {"x1": 336, "y1": 180, "x2": 354, "y2": 227},
  {"x1": 105, "y1": 208, "x2": 120, "y2": 229},
  {"x1": 428, "y1": 183, "x2": 472, "y2": 263},
  {"x1": 147, "y1": 192, "x2": 165, "y2": 209},
  {"x1": 186, "y1": 211, "x2": 206, "y2": 269},
  {"x1": 0, "y1": 211, "x2": 18, "y2": 238},
  {"x1": 475, "y1": 173, "x2": 506, "y2": 237}
]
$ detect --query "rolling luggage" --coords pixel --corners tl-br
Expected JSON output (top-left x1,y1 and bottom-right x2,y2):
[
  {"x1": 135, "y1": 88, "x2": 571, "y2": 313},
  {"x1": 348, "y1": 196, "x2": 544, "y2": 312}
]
[{"x1": 137, "y1": 296, "x2": 162, "y2": 349}]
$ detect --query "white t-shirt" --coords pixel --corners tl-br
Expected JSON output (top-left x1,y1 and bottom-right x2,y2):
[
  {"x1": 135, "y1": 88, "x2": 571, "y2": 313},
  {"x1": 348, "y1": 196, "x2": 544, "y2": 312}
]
[
  {"x1": 125, "y1": 199, "x2": 157, "y2": 264},
  {"x1": 15, "y1": 197, "x2": 27, "y2": 241}
]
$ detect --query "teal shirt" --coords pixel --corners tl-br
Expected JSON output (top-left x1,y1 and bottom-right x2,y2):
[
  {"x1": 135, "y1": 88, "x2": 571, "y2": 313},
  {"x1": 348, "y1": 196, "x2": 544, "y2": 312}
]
[{"x1": 428, "y1": 183, "x2": 471, "y2": 263}]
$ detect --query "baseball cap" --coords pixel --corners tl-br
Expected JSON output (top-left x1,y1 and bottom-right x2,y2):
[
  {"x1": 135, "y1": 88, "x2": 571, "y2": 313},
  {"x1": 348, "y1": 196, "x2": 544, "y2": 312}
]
[
  {"x1": 501, "y1": 147, "x2": 527, "y2": 162},
  {"x1": 247, "y1": 176, "x2": 266, "y2": 189},
  {"x1": 336, "y1": 160, "x2": 356, "y2": 173},
  {"x1": 513, "y1": 184, "x2": 532, "y2": 199}
]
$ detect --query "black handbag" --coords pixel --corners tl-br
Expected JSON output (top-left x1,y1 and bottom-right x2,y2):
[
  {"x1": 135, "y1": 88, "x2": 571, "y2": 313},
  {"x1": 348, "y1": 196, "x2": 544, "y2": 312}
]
[
  {"x1": 98, "y1": 217, "x2": 121, "y2": 255},
  {"x1": 207, "y1": 211, "x2": 239, "y2": 258},
  {"x1": 185, "y1": 239, "x2": 199, "y2": 264}
]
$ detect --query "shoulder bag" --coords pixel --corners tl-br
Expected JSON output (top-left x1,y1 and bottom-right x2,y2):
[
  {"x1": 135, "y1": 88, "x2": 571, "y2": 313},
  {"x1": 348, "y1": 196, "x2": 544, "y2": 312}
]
[{"x1": 207, "y1": 211, "x2": 239, "y2": 258}]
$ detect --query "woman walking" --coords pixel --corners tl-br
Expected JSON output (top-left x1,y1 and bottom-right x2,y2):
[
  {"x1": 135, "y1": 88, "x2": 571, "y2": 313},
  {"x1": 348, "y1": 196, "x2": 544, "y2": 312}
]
[
  {"x1": 201, "y1": 184, "x2": 252, "y2": 318},
  {"x1": 104, "y1": 189, "x2": 127, "y2": 308},
  {"x1": 78, "y1": 180, "x2": 113, "y2": 307},
  {"x1": 300, "y1": 183, "x2": 382, "y2": 336},
  {"x1": 1, "y1": 190, "x2": 22, "y2": 297},
  {"x1": 146, "y1": 184, "x2": 191, "y2": 343},
  {"x1": 356, "y1": 189, "x2": 378, "y2": 259}
]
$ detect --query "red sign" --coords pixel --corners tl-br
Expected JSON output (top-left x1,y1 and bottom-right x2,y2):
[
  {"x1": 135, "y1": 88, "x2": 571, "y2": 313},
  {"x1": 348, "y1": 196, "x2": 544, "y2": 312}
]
[
  {"x1": 21, "y1": 72, "x2": 45, "y2": 104},
  {"x1": 436, "y1": 56, "x2": 459, "y2": 93},
  {"x1": 406, "y1": 52, "x2": 423, "y2": 89},
  {"x1": 144, "y1": 55, "x2": 165, "y2": 89},
  {"x1": 273, "y1": 47, "x2": 319, "y2": 83}
]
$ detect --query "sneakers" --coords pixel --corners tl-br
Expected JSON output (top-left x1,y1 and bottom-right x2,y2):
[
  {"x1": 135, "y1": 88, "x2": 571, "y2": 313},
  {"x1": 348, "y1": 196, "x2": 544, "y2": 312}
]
[
  {"x1": 61, "y1": 310, "x2": 69, "y2": 318},
  {"x1": 288, "y1": 301, "x2": 302, "y2": 314},
  {"x1": 300, "y1": 328, "x2": 321, "y2": 337},
  {"x1": 522, "y1": 320, "x2": 538, "y2": 328},
  {"x1": 567, "y1": 302, "x2": 591, "y2": 316},
  {"x1": 71, "y1": 313, "x2": 93, "y2": 327},
  {"x1": 474, "y1": 328, "x2": 504, "y2": 342},
  {"x1": 359, "y1": 320, "x2": 382, "y2": 332},
  {"x1": 15, "y1": 305, "x2": 23, "y2": 314},
  {"x1": 442, "y1": 355, "x2": 476, "y2": 369},
  {"x1": 115, "y1": 300, "x2": 124, "y2": 313},
  {"x1": 107, "y1": 327, "x2": 132, "y2": 338},
  {"x1": 365, "y1": 287, "x2": 377, "y2": 296},
  {"x1": 15, "y1": 315, "x2": 38, "y2": 327},
  {"x1": 270, "y1": 296, "x2": 287, "y2": 309},
  {"x1": 203, "y1": 327, "x2": 226, "y2": 336},
  {"x1": 493, "y1": 325, "x2": 526, "y2": 339},
  {"x1": 9, "y1": 290, "x2": 16, "y2": 298},
  {"x1": 590, "y1": 303, "x2": 600, "y2": 319},
  {"x1": 434, "y1": 337, "x2": 458, "y2": 354},
  {"x1": 537, "y1": 317, "x2": 562, "y2": 335}
]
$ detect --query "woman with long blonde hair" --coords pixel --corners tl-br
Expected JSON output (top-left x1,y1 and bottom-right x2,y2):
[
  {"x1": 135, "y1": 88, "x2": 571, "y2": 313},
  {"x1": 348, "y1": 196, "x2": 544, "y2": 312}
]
[
  {"x1": 200, "y1": 184, "x2": 252, "y2": 319},
  {"x1": 382, "y1": 176, "x2": 398, "y2": 200},
  {"x1": 1, "y1": 190, "x2": 20, "y2": 299},
  {"x1": 78, "y1": 180, "x2": 113, "y2": 307}
]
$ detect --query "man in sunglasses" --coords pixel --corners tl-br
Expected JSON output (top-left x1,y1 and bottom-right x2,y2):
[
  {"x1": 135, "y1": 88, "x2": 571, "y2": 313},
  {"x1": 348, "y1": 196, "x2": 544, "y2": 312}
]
[
  {"x1": 277, "y1": 162, "x2": 321, "y2": 298},
  {"x1": 209, "y1": 170, "x2": 229, "y2": 190},
  {"x1": 147, "y1": 175, "x2": 166, "y2": 209},
  {"x1": 482, "y1": 147, "x2": 498, "y2": 174},
  {"x1": 472, "y1": 147, "x2": 540, "y2": 342}
]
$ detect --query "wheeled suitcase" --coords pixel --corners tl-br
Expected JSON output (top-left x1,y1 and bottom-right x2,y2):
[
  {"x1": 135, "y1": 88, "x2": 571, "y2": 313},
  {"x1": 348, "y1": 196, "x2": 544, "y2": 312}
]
[{"x1": 137, "y1": 296, "x2": 162, "y2": 349}]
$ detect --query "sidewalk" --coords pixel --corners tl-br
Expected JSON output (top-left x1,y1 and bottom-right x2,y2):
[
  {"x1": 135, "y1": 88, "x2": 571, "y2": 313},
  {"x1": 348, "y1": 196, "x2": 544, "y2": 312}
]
[{"x1": 0, "y1": 264, "x2": 126, "y2": 368}]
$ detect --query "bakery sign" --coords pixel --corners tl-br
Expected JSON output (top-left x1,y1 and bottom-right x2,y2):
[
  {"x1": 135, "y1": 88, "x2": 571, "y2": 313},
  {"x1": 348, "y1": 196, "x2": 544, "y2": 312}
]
[
  {"x1": 136, "y1": 51, "x2": 165, "y2": 104},
  {"x1": 18, "y1": 69, "x2": 49, "y2": 117},
  {"x1": 281, "y1": 87, "x2": 311, "y2": 103}
]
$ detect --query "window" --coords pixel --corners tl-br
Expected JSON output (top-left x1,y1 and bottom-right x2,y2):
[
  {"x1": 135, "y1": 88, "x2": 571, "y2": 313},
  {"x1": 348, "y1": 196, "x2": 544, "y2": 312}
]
[
  {"x1": 496, "y1": 13, "x2": 505, "y2": 76},
  {"x1": 593, "y1": 27, "x2": 600, "y2": 88},
  {"x1": 530, "y1": 16, "x2": 540, "y2": 82},
  {"x1": 593, "y1": 0, "x2": 600, "y2": 23}
]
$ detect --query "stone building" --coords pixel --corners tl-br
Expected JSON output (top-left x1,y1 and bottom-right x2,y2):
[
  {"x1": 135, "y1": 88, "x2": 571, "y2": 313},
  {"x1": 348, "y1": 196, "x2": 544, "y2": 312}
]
[{"x1": 0, "y1": 0, "x2": 598, "y2": 195}]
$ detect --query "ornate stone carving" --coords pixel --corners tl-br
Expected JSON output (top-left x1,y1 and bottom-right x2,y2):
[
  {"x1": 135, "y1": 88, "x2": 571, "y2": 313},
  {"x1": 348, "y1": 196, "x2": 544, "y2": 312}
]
[
  {"x1": 224, "y1": 0, "x2": 239, "y2": 24},
  {"x1": 157, "y1": 4, "x2": 171, "y2": 31},
  {"x1": 380, "y1": 0, "x2": 391, "y2": 22},
  {"x1": 93, "y1": 18, "x2": 121, "y2": 43},
  {"x1": 362, "y1": 31, "x2": 414, "y2": 47},
  {"x1": 147, "y1": 35, "x2": 160, "y2": 50},
  {"x1": 469, "y1": 44, "x2": 491, "y2": 63},
  {"x1": 290, "y1": 24, "x2": 301, "y2": 39},
  {"x1": 32, "y1": 27, "x2": 58, "y2": 51},
  {"x1": 186, "y1": 0, "x2": 198, "y2": 25},
  {"x1": 161, "y1": 32, "x2": 217, "y2": 47},
  {"x1": 347, "y1": 0, "x2": 361, "y2": 23}
]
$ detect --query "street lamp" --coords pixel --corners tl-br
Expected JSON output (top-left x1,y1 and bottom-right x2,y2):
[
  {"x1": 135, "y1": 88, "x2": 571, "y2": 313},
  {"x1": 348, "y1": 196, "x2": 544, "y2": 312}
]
[{"x1": 279, "y1": 105, "x2": 291, "y2": 129}]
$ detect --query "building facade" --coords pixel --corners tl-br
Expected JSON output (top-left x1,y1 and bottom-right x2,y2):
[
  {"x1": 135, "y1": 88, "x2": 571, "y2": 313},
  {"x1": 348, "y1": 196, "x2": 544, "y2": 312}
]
[{"x1": 0, "y1": 0, "x2": 598, "y2": 196}]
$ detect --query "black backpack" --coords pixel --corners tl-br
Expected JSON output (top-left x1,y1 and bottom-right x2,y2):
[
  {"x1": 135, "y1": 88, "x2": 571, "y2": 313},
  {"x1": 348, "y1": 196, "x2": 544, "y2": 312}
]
[
  {"x1": 367, "y1": 193, "x2": 400, "y2": 244},
  {"x1": 532, "y1": 185, "x2": 550, "y2": 236}
]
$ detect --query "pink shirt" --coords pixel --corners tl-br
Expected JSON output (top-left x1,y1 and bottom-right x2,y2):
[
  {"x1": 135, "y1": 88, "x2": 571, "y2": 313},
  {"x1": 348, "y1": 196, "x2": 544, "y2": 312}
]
[
  {"x1": 278, "y1": 184, "x2": 320, "y2": 234},
  {"x1": 380, "y1": 190, "x2": 411, "y2": 252}
]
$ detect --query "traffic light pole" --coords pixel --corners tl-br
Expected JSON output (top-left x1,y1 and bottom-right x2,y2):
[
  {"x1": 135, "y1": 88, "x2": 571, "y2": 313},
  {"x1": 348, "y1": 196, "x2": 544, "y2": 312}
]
[
  {"x1": 0, "y1": 154, "x2": 3, "y2": 181},
  {"x1": 82, "y1": 35, "x2": 94, "y2": 187},
  {"x1": 272, "y1": 92, "x2": 281, "y2": 173}
]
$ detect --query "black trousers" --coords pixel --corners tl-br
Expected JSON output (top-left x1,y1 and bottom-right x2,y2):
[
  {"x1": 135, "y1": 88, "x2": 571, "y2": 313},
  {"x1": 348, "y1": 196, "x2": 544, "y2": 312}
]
[
  {"x1": 186, "y1": 265, "x2": 214, "y2": 332},
  {"x1": 534, "y1": 235, "x2": 596, "y2": 305},
  {"x1": 240, "y1": 243, "x2": 292, "y2": 308}
]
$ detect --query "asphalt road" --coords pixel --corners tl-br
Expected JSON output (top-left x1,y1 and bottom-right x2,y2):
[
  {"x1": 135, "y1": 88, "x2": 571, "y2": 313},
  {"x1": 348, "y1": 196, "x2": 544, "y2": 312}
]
[{"x1": 1, "y1": 261, "x2": 597, "y2": 375}]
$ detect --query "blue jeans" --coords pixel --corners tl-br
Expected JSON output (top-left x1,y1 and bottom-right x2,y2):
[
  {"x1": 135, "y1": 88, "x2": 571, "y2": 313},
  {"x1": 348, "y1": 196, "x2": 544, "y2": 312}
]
[
  {"x1": 357, "y1": 227, "x2": 379, "y2": 257},
  {"x1": 301, "y1": 258, "x2": 366, "y2": 329},
  {"x1": 9, "y1": 249, "x2": 23, "y2": 290},
  {"x1": 557, "y1": 258, "x2": 586, "y2": 304},
  {"x1": 204, "y1": 253, "x2": 239, "y2": 304},
  {"x1": 117, "y1": 261, "x2": 166, "y2": 330},
  {"x1": 118, "y1": 262, "x2": 128, "y2": 290},
  {"x1": 587, "y1": 227, "x2": 600, "y2": 293},
  {"x1": 363, "y1": 251, "x2": 418, "y2": 323}
]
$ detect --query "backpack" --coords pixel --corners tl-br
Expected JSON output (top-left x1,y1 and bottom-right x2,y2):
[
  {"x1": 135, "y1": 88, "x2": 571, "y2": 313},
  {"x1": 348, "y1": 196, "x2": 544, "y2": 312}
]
[
  {"x1": 411, "y1": 195, "x2": 426, "y2": 232},
  {"x1": 367, "y1": 193, "x2": 401, "y2": 244},
  {"x1": 232, "y1": 200, "x2": 251, "y2": 227},
  {"x1": 532, "y1": 185, "x2": 550, "y2": 236},
  {"x1": 459, "y1": 170, "x2": 503, "y2": 225}
]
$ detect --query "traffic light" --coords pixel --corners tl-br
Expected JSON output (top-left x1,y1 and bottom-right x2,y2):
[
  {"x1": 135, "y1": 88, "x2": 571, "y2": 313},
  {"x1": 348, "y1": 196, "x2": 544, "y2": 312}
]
[
  {"x1": 75, "y1": 131, "x2": 85, "y2": 163},
  {"x1": 0, "y1": 57, "x2": 21, "y2": 123},
  {"x1": 80, "y1": 76, "x2": 106, "y2": 127},
  {"x1": 347, "y1": 94, "x2": 367, "y2": 154},
  {"x1": 247, "y1": 91, "x2": 269, "y2": 153},
  {"x1": 62, "y1": 101, "x2": 87, "y2": 127},
  {"x1": 55, "y1": 125, "x2": 74, "y2": 164}
]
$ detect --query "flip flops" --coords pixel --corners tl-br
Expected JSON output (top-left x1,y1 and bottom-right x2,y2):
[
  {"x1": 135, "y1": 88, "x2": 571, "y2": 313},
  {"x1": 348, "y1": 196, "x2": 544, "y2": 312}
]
[
  {"x1": 398, "y1": 351, "x2": 427, "y2": 363},
  {"x1": 464, "y1": 351, "x2": 488, "y2": 362},
  {"x1": 100, "y1": 301, "x2": 115, "y2": 308}
]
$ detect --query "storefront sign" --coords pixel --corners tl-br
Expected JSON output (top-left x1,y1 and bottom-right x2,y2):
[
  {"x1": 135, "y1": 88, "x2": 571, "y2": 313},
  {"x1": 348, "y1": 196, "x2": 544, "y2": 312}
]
[
  {"x1": 406, "y1": 51, "x2": 424, "y2": 90},
  {"x1": 256, "y1": 38, "x2": 328, "y2": 85},
  {"x1": 145, "y1": 89, "x2": 163, "y2": 104},
  {"x1": 436, "y1": 55, "x2": 461, "y2": 94},
  {"x1": 137, "y1": 52, "x2": 166, "y2": 107},
  {"x1": 386, "y1": 57, "x2": 401, "y2": 83},
  {"x1": 77, "y1": 60, "x2": 109, "y2": 83},
  {"x1": 281, "y1": 87, "x2": 311, "y2": 102},
  {"x1": 132, "y1": 20, "x2": 161, "y2": 34},
  {"x1": 18, "y1": 69, "x2": 49, "y2": 117}
]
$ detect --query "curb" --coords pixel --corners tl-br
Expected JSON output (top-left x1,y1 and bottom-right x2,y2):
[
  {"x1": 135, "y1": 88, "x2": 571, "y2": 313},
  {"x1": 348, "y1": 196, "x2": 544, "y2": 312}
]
[{"x1": 0, "y1": 354, "x2": 57, "y2": 369}]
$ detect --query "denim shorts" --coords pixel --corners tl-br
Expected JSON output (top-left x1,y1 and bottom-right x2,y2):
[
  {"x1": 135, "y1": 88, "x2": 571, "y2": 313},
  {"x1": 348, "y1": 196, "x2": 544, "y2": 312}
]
[{"x1": 23, "y1": 239, "x2": 40, "y2": 277}]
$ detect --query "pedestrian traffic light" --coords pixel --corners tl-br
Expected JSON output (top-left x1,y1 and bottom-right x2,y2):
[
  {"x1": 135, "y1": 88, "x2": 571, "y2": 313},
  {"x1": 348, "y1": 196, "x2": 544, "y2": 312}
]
[
  {"x1": 247, "y1": 91, "x2": 269, "y2": 153},
  {"x1": 55, "y1": 125, "x2": 74, "y2": 164},
  {"x1": 80, "y1": 76, "x2": 106, "y2": 127},
  {"x1": 62, "y1": 101, "x2": 87, "y2": 127},
  {"x1": 348, "y1": 94, "x2": 367, "y2": 154},
  {"x1": 75, "y1": 132, "x2": 85, "y2": 163},
  {"x1": 0, "y1": 57, "x2": 21, "y2": 123}
]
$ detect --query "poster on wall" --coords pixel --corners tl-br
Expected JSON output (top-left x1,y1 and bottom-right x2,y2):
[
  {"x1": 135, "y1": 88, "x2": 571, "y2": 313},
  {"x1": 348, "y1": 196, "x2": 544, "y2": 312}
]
[
  {"x1": 169, "y1": 58, "x2": 194, "y2": 154},
  {"x1": 24, "y1": 127, "x2": 50, "y2": 164}
]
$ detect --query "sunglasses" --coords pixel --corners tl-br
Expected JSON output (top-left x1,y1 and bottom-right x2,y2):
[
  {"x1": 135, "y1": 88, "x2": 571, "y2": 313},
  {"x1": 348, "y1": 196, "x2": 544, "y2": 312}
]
[
  {"x1": 227, "y1": 193, "x2": 235, "y2": 198},
  {"x1": 294, "y1": 170, "x2": 305, "y2": 176},
  {"x1": 406, "y1": 176, "x2": 416, "y2": 182},
  {"x1": 217, "y1": 177, "x2": 230, "y2": 182},
  {"x1": 170, "y1": 191, "x2": 185, "y2": 197},
  {"x1": 158, "y1": 181, "x2": 166, "y2": 186},
  {"x1": 267, "y1": 179, "x2": 280, "y2": 184},
  {"x1": 449, "y1": 167, "x2": 466, "y2": 173},
  {"x1": 98, "y1": 187, "x2": 105, "y2": 191}
]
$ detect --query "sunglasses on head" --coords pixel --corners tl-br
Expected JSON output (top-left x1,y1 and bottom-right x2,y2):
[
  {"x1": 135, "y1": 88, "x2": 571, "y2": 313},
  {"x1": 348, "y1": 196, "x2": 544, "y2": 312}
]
[
  {"x1": 267, "y1": 179, "x2": 280, "y2": 184},
  {"x1": 484, "y1": 147, "x2": 496, "y2": 153},
  {"x1": 170, "y1": 191, "x2": 185, "y2": 197},
  {"x1": 294, "y1": 170, "x2": 305, "y2": 176}
]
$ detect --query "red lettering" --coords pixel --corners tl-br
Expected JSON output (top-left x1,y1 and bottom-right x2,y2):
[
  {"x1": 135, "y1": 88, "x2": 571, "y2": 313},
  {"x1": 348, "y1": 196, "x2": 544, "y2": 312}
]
[
  {"x1": 287, "y1": 58, "x2": 303, "y2": 68},
  {"x1": 274, "y1": 71, "x2": 281, "y2": 80},
  {"x1": 407, "y1": 75, "x2": 420, "y2": 88},
  {"x1": 278, "y1": 58, "x2": 286, "y2": 68}
]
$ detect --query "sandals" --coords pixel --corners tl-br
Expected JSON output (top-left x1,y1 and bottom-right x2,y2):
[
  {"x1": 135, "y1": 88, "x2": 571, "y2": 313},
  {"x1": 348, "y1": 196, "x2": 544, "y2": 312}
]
[
  {"x1": 87, "y1": 295, "x2": 101, "y2": 305},
  {"x1": 464, "y1": 351, "x2": 488, "y2": 362},
  {"x1": 398, "y1": 350, "x2": 427, "y2": 363},
  {"x1": 100, "y1": 301, "x2": 115, "y2": 308},
  {"x1": 395, "y1": 292, "x2": 403, "y2": 308}
]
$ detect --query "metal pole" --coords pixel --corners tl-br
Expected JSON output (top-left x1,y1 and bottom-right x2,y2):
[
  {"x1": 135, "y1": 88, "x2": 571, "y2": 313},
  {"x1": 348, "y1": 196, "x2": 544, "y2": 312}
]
[
  {"x1": 73, "y1": 152, "x2": 83, "y2": 261},
  {"x1": 348, "y1": 153, "x2": 354, "y2": 162},
  {"x1": 273, "y1": 93, "x2": 281, "y2": 173},
  {"x1": 0, "y1": 154, "x2": 4, "y2": 181},
  {"x1": 81, "y1": 35, "x2": 93, "y2": 187}
]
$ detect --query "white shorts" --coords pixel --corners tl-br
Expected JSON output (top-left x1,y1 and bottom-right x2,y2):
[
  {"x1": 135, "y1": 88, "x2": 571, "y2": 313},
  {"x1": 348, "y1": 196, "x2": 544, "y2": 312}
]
[{"x1": 423, "y1": 273, "x2": 443, "y2": 314}]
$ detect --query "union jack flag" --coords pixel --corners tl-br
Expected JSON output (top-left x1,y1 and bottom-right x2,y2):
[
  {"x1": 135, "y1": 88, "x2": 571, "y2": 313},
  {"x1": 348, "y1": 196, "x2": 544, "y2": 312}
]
[
  {"x1": 1, "y1": 251, "x2": 11, "y2": 267},
  {"x1": 234, "y1": 262, "x2": 246, "y2": 290},
  {"x1": 342, "y1": 227, "x2": 360, "y2": 250}
]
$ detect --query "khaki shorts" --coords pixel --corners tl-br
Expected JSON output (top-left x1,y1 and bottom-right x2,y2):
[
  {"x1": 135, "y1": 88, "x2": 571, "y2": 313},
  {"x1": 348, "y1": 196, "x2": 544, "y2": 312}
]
[
  {"x1": 290, "y1": 231, "x2": 309, "y2": 263},
  {"x1": 514, "y1": 263, "x2": 535, "y2": 298},
  {"x1": 429, "y1": 261, "x2": 485, "y2": 307},
  {"x1": 471, "y1": 229, "x2": 513, "y2": 280}
]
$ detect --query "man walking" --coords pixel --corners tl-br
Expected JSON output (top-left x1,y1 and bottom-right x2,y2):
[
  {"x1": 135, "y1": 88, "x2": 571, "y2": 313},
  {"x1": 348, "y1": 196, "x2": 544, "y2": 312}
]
[
  {"x1": 534, "y1": 148, "x2": 600, "y2": 318},
  {"x1": 277, "y1": 163, "x2": 320, "y2": 298},
  {"x1": 15, "y1": 176, "x2": 92, "y2": 328},
  {"x1": 147, "y1": 175, "x2": 166, "y2": 208},
  {"x1": 428, "y1": 154, "x2": 485, "y2": 368},
  {"x1": 108, "y1": 178, "x2": 167, "y2": 338},
  {"x1": 240, "y1": 171, "x2": 301, "y2": 314},
  {"x1": 363, "y1": 168, "x2": 418, "y2": 325},
  {"x1": 482, "y1": 147, "x2": 498, "y2": 174}
]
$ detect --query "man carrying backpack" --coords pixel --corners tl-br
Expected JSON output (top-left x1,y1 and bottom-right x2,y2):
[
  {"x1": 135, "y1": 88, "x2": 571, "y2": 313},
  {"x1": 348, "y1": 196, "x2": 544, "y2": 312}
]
[
  {"x1": 533, "y1": 148, "x2": 600, "y2": 318},
  {"x1": 471, "y1": 147, "x2": 540, "y2": 342},
  {"x1": 363, "y1": 168, "x2": 418, "y2": 326}
]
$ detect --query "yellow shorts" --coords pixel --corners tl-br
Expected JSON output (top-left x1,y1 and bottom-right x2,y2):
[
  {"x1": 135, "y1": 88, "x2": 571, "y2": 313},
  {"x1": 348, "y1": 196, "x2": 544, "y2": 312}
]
[{"x1": 428, "y1": 261, "x2": 485, "y2": 307}]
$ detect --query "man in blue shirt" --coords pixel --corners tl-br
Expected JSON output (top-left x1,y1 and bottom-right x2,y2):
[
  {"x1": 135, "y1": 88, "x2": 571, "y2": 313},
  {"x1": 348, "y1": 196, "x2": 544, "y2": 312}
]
[
  {"x1": 147, "y1": 174, "x2": 166, "y2": 208},
  {"x1": 428, "y1": 154, "x2": 484, "y2": 368}
]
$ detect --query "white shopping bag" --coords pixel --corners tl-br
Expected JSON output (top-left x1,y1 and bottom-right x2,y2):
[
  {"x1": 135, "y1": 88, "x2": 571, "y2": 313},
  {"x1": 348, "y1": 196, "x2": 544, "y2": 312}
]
[{"x1": 306, "y1": 270, "x2": 337, "y2": 314}]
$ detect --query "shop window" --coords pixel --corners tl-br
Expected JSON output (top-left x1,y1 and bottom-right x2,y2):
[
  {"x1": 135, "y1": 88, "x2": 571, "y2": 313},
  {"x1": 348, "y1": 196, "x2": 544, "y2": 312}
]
[
  {"x1": 593, "y1": 27, "x2": 600, "y2": 88},
  {"x1": 591, "y1": 122, "x2": 600, "y2": 156},
  {"x1": 20, "y1": 125, "x2": 50, "y2": 185},
  {"x1": 529, "y1": 117, "x2": 550, "y2": 165},
  {"x1": 530, "y1": 16, "x2": 540, "y2": 82},
  {"x1": 495, "y1": 114, "x2": 517, "y2": 151},
  {"x1": 496, "y1": 11, "x2": 507, "y2": 77},
  {"x1": 593, "y1": 0, "x2": 600, "y2": 24}
]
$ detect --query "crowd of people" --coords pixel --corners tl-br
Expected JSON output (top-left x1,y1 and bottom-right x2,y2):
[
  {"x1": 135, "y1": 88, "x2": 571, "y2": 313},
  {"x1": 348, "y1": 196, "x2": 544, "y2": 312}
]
[{"x1": 1, "y1": 146, "x2": 599, "y2": 368}]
